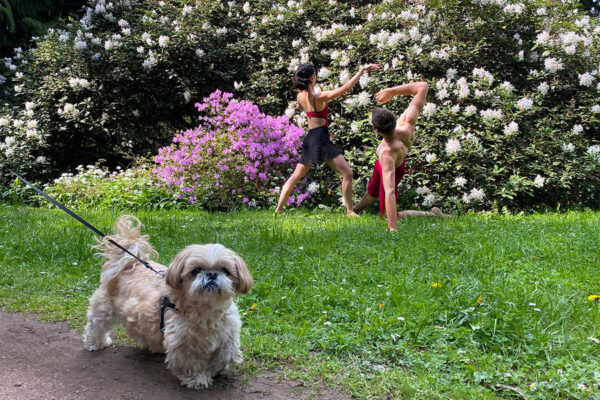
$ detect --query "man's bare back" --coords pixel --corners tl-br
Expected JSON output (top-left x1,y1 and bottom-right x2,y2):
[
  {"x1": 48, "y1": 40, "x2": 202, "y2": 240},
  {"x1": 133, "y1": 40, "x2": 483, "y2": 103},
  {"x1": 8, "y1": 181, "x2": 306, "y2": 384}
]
[
  {"x1": 353, "y1": 82, "x2": 437, "y2": 231},
  {"x1": 376, "y1": 117, "x2": 414, "y2": 169}
]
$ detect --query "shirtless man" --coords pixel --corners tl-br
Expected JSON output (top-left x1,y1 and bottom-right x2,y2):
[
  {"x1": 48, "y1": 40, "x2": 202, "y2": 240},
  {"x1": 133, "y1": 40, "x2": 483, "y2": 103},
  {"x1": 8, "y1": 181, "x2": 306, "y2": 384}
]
[{"x1": 353, "y1": 82, "x2": 446, "y2": 231}]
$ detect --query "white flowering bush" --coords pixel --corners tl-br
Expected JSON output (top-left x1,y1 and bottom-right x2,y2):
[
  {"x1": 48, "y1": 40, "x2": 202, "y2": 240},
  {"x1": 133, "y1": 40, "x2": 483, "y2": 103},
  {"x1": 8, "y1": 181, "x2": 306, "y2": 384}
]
[
  {"x1": 1, "y1": 0, "x2": 599, "y2": 211},
  {"x1": 29, "y1": 161, "x2": 183, "y2": 210},
  {"x1": 0, "y1": 0, "x2": 250, "y2": 181}
]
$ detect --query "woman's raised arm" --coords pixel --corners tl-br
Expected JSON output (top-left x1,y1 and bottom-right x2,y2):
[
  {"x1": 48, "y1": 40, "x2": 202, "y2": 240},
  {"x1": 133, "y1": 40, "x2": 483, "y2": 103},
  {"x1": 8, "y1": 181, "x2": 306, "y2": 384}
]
[{"x1": 316, "y1": 63, "x2": 381, "y2": 103}]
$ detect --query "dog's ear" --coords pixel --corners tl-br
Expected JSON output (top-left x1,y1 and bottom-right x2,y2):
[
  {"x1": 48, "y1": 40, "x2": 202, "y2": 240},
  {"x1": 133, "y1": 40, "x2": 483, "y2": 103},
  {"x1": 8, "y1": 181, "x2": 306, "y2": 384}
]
[
  {"x1": 232, "y1": 254, "x2": 253, "y2": 294},
  {"x1": 166, "y1": 250, "x2": 188, "y2": 290}
]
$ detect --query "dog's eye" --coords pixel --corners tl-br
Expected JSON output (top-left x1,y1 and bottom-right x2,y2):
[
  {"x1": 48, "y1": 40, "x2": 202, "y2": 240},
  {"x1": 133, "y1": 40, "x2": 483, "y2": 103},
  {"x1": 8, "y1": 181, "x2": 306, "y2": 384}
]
[
  {"x1": 221, "y1": 268, "x2": 231, "y2": 276},
  {"x1": 191, "y1": 267, "x2": 202, "y2": 276}
]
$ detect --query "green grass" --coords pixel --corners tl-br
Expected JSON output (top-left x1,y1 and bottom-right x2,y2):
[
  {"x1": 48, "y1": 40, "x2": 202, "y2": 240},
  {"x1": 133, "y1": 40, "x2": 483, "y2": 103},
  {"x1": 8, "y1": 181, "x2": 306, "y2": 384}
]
[{"x1": 1, "y1": 204, "x2": 599, "y2": 399}]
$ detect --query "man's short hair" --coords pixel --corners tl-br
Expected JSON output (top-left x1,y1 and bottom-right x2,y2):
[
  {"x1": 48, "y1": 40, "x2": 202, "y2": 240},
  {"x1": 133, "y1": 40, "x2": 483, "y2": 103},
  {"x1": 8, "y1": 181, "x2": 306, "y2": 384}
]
[{"x1": 371, "y1": 107, "x2": 396, "y2": 136}]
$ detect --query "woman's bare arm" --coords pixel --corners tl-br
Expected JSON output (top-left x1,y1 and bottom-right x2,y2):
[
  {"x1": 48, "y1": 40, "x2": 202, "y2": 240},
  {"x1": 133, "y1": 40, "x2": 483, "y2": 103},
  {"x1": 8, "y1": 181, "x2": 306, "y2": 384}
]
[{"x1": 316, "y1": 64, "x2": 381, "y2": 103}]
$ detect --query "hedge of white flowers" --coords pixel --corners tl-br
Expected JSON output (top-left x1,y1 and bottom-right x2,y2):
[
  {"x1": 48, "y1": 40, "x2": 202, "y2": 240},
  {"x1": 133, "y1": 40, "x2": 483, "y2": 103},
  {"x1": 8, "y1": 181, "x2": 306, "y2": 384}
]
[{"x1": 1, "y1": 0, "x2": 599, "y2": 211}]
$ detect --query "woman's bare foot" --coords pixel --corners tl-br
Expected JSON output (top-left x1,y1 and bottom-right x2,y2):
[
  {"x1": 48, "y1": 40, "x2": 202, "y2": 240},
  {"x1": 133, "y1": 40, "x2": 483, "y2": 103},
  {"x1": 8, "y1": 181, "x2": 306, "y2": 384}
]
[{"x1": 346, "y1": 210, "x2": 360, "y2": 217}]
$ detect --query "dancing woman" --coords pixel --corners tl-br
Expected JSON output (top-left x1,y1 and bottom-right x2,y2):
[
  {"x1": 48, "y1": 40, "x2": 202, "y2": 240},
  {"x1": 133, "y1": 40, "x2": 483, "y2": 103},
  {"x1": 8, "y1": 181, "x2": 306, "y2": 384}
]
[{"x1": 274, "y1": 63, "x2": 380, "y2": 215}]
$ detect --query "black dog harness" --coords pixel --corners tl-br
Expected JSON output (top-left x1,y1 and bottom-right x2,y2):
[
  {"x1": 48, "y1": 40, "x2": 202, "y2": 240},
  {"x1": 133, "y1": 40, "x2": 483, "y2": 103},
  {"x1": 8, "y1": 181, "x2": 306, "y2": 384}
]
[{"x1": 159, "y1": 296, "x2": 178, "y2": 332}]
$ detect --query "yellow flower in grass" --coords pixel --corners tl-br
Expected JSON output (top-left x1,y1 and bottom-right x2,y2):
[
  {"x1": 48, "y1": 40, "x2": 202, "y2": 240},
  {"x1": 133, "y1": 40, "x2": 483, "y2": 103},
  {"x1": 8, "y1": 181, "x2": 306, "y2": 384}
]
[
  {"x1": 250, "y1": 303, "x2": 257, "y2": 310},
  {"x1": 477, "y1": 297, "x2": 483, "y2": 304},
  {"x1": 431, "y1": 282, "x2": 443, "y2": 288},
  {"x1": 588, "y1": 295, "x2": 600, "y2": 302},
  {"x1": 379, "y1": 303, "x2": 384, "y2": 309}
]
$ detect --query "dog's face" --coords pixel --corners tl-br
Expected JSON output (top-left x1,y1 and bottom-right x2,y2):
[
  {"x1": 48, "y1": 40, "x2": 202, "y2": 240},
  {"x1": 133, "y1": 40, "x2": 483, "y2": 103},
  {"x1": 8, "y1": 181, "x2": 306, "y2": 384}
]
[{"x1": 165, "y1": 244, "x2": 253, "y2": 303}]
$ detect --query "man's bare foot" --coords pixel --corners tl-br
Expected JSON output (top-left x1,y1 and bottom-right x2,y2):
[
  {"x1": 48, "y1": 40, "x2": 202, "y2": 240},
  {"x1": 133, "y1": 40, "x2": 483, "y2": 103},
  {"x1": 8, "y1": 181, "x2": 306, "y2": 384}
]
[
  {"x1": 346, "y1": 210, "x2": 360, "y2": 217},
  {"x1": 430, "y1": 207, "x2": 450, "y2": 217},
  {"x1": 397, "y1": 211, "x2": 407, "y2": 219}
]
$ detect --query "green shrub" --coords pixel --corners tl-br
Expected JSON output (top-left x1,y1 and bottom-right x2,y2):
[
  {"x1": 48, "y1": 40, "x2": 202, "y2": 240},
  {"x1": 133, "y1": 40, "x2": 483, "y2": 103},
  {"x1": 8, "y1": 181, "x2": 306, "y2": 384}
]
[{"x1": 28, "y1": 161, "x2": 185, "y2": 210}]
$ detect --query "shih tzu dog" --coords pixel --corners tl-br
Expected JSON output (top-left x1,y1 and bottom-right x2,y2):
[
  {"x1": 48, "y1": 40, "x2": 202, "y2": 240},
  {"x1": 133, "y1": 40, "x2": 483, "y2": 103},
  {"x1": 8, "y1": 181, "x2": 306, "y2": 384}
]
[{"x1": 83, "y1": 215, "x2": 253, "y2": 389}]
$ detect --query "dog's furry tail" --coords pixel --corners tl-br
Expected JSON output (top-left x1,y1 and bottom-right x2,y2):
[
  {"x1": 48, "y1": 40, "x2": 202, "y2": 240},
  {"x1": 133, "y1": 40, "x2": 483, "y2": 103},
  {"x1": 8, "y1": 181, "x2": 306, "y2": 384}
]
[{"x1": 93, "y1": 215, "x2": 158, "y2": 283}]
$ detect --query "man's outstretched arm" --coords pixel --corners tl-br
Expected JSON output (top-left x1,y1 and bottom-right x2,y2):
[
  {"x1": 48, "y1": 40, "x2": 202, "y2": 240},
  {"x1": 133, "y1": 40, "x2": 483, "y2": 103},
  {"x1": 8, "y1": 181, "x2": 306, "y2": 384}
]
[
  {"x1": 375, "y1": 82, "x2": 428, "y2": 128},
  {"x1": 380, "y1": 155, "x2": 398, "y2": 231}
]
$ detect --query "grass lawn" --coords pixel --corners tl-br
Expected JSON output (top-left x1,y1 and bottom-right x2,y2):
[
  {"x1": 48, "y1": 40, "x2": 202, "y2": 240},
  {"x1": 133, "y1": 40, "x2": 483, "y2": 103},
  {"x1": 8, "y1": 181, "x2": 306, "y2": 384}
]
[{"x1": 1, "y1": 204, "x2": 599, "y2": 399}]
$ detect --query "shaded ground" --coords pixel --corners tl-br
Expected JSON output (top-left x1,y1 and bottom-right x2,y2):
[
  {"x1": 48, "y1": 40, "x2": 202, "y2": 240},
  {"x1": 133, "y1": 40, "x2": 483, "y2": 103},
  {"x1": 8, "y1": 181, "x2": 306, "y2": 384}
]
[{"x1": 0, "y1": 310, "x2": 350, "y2": 400}]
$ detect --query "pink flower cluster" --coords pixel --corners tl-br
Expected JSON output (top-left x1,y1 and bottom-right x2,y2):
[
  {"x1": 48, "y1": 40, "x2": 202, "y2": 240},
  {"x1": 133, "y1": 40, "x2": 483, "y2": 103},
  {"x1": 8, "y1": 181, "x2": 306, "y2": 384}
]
[{"x1": 153, "y1": 90, "x2": 309, "y2": 207}]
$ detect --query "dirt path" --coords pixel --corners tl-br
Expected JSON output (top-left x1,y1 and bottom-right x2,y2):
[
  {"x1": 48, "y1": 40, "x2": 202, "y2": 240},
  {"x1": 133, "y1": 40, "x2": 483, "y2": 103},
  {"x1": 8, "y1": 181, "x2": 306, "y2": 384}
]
[{"x1": 0, "y1": 310, "x2": 350, "y2": 400}]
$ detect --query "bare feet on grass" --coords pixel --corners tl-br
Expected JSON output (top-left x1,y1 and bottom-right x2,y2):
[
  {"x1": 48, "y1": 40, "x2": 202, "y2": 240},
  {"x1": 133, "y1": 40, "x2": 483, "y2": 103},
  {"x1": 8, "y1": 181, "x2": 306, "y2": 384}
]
[
  {"x1": 397, "y1": 208, "x2": 450, "y2": 219},
  {"x1": 346, "y1": 210, "x2": 360, "y2": 217},
  {"x1": 430, "y1": 207, "x2": 451, "y2": 217}
]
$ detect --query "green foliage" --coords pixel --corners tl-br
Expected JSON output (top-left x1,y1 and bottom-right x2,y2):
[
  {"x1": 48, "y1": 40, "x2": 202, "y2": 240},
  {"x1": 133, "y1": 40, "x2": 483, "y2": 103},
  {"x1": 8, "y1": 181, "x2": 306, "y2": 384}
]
[
  {"x1": 0, "y1": 0, "x2": 598, "y2": 212},
  {"x1": 14, "y1": 161, "x2": 187, "y2": 210},
  {"x1": 0, "y1": 0, "x2": 86, "y2": 55},
  {"x1": 1, "y1": 207, "x2": 599, "y2": 398}
]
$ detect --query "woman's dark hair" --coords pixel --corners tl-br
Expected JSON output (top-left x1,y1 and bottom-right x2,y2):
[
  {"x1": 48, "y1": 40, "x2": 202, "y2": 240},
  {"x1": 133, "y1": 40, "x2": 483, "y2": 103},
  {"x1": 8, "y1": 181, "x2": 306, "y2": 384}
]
[
  {"x1": 371, "y1": 107, "x2": 397, "y2": 136},
  {"x1": 293, "y1": 63, "x2": 315, "y2": 90}
]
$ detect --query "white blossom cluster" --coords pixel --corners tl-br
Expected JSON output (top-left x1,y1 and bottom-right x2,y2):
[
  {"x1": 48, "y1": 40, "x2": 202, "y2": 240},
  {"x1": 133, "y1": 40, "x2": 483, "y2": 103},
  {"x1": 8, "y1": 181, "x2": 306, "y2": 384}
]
[{"x1": 1, "y1": 0, "x2": 599, "y2": 210}]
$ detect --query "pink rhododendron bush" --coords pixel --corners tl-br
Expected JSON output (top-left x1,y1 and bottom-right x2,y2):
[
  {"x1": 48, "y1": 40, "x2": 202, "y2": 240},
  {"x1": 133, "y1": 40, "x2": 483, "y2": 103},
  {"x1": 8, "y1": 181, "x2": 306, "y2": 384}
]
[{"x1": 153, "y1": 90, "x2": 307, "y2": 209}]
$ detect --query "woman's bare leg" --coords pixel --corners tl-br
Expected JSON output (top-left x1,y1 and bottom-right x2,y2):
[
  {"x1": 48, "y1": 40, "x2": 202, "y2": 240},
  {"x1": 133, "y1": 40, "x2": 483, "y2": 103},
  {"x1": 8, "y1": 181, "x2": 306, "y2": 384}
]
[
  {"x1": 326, "y1": 155, "x2": 358, "y2": 216},
  {"x1": 274, "y1": 163, "x2": 312, "y2": 214}
]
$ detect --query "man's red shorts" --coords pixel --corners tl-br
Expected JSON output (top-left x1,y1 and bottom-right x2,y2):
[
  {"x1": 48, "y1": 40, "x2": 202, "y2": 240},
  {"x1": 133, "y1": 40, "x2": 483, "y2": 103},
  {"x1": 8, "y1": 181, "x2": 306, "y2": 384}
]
[{"x1": 367, "y1": 159, "x2": 406, "y2": 217}]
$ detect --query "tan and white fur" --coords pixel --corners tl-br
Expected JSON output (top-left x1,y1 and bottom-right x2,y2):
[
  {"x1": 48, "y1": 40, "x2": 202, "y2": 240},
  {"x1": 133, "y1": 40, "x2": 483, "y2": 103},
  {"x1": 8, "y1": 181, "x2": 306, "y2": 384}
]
[{"x1": 83, "y1": 215, "x2": 253, "y2": 389}]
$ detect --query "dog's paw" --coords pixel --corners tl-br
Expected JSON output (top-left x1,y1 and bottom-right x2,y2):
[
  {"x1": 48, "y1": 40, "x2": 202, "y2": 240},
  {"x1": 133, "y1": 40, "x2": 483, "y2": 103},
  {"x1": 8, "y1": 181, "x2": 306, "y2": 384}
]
[
  {"x1": 233, "y1": 349, "x2": 243, "y2": 365},
  {"x1": 180, "y1": 373, "x2": 213, "y2": 389},
  {"x1": 82, "y1": 334, "x2": 112, "y2": 351}
]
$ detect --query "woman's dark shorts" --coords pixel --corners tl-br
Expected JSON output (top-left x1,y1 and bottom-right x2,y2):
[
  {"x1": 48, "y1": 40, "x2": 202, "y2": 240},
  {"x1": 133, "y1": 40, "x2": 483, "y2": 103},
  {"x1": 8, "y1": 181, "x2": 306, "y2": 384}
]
[{"x1": 299, "y1": 126, "x2": 341, "y2": 166}]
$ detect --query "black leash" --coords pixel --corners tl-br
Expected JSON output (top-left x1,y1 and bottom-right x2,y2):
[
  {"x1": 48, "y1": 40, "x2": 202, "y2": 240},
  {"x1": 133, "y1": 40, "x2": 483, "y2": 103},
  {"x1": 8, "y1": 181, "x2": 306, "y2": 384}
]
[{"x1": 10, "y1": 170, "x2": 165, "y2": 277}]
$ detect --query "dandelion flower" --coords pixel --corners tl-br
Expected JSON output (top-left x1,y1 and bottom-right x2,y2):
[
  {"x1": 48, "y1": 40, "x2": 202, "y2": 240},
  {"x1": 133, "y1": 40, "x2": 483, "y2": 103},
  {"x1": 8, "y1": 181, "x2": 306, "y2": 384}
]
[{"x1": 431, "y1": 282, "x2": 443, "y2": 288}]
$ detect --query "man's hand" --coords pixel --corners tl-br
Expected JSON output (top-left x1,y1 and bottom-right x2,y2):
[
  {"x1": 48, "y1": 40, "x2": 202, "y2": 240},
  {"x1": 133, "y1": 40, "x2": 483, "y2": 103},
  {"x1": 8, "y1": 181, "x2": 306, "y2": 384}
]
[
  {"x1": 375, "y1": 88, "x2": 394, "y2": 104},
  {"x1": 361, "y1": 63, "x2": 382, "y2": 73}
]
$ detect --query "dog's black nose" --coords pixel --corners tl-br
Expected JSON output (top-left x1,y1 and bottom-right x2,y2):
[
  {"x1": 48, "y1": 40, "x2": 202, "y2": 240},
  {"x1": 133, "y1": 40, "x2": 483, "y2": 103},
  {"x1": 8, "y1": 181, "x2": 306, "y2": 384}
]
[{"x1": 206, "y1": 271, "x2": 218, "y2": 280}]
